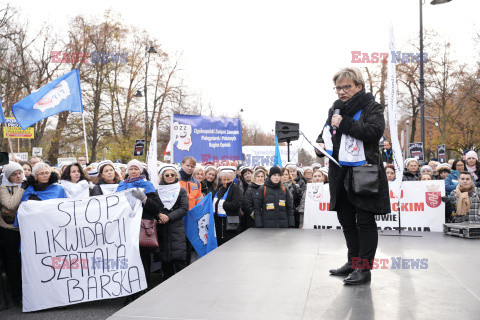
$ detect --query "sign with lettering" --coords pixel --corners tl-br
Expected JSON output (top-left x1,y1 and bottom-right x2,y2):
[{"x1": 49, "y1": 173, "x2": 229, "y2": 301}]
[
  {"x1": 17, "y1": 189, "x2": 147, "y2": 312},
  {"x1": 303, "y1": 181, "x2": 445, "y2": 232}
]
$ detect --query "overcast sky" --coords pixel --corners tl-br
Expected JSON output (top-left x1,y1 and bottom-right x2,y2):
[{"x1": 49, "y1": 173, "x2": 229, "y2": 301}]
[{"x1": 10, "y1": 0, "x2": 479, "y2": 155}]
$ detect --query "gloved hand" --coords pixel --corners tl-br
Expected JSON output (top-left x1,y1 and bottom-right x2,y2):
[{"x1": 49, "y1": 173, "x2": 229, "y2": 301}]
[{"x1": 131, "y1": 188, "x2": 147, "y2": 202}]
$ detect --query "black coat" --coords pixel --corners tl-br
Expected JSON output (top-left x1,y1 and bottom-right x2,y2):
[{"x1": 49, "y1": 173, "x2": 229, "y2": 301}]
[
  {"x1": 294, "y1": 175, "x2": 306, "y2": 192},
  {"x1": 241, "y1": 182, "x2": 262, "y2": 229},
  {"x1": 253, "y1": 179, "x2": 295, "y2": 228},
  {"x1": 155, "y1": 188, "x2": 189, "y2": 262},
  {"x1": 316, "y1": 91, "x2": 391, "y2": 214},
  {"x1": 214, "y1": 182, "x2": 243, "y2": 243},
  {"x1": 284, "y1": 181, "x2": 302, "y2": 210},
  {"x1": 402, "y1": 171, "x2": 419, "y2": 181}
]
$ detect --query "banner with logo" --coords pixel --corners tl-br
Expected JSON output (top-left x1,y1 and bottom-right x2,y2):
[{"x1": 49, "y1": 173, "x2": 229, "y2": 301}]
[
  {"x1": 242, "y1": 146, "x2": 297, "y2": 168},
  {"x1": 438, "y1": 144, "x2": 446, "y2": 163},
  {"x1": 171, "y1": 114, "x2": 242, "y2": 164},
  {"x1": 409, "y1": 142, "x2": 424, "y2": 162},
  {"x1": 303, "y1": 181, "x2": 445, "y2": 232},
  {"x1": 3, "y1": 117, "x2": 34, "y2": 139},
  {"x1": 17, "y1": 190, "x2": 147, "y2": 312}
]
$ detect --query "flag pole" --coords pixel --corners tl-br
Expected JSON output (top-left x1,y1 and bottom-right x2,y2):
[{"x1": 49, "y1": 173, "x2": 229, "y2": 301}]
[
  {"x1": 4, "y1": 123, "x2": 15, "y2": 159},
  {"x1": 81, "y1": 112, "x2": 89, "y2": 163}
]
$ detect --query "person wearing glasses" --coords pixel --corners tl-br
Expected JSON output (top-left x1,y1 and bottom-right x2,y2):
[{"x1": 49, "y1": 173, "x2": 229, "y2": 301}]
[
  {"x1": 20, "y1": 162, "x2": 67, "y2": 202},
  {"x1": 315, "y1": 67, "x2": 390, "y2": 285},
  {"x1": 155, "y1": 165, "x2": 189, "y2": 280}
]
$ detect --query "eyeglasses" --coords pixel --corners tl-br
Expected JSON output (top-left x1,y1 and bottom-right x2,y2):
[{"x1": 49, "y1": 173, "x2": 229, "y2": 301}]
[
  {"x1": 36, "y1": 171, "x2": 50, "y2": 176},
  {"x1": 333, "y1": 84, "x2": 352, "y2": 93},
  {"x1": 164, "y1": 174, "x2": 176, "y2": 178}
]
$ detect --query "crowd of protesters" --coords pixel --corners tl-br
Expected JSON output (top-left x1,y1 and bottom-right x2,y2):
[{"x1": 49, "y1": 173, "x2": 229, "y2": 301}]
[
  {"x1": 1, "y1": 143, "x2": 477, "y2": 308},
  {"x1": 0, "y1": 153, "x2": 331, "y2": 309},
  {"x1": 382, "y1": 142, "x2": 480, "y2": 223}
]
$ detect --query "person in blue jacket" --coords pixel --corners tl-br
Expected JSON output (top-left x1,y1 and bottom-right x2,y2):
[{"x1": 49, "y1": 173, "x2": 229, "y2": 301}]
[{"x1": 445, "y1": 159, "x2": 466, "y2": 194}]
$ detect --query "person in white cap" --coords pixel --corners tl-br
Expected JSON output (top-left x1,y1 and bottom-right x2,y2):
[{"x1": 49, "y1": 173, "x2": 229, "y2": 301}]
[
  {"x1": 60, "y1": 163, "x2": 91, "y2": 198},
  {"x1": 92, "y1": 160, "x2": 122, "y2": 196},
  {"x1": 116, "y1": 159, "x2": 161, "y2": 293},
  {"x1": 155, "y1": 164, "x2": 189, "y2": 280},
  {"x1": 213, "y1": 166, "x2": 243, "y2": 245},
  {"x1": 0, "y1": 162, "x2": 25, "y2": 306},
  {"x1": 285, "y1": 162, "x2": 306, "y2": 192},
  {"x1": 402, "y1": 158, "x2": 419, "y2": 181}
]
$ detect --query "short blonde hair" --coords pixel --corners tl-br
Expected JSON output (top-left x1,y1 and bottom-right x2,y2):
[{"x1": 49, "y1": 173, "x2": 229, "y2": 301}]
[{"x1": 333, "y1": 67, "x2": 365, "y2": 87}]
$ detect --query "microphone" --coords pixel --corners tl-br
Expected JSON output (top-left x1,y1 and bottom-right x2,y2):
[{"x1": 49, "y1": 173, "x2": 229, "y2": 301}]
[{"x1": 332, "y1": 100, "x2": 344, "y2": 135}]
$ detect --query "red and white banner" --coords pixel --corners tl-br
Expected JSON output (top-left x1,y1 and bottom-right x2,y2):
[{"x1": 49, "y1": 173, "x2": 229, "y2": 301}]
[{"x1": 303, "y1": 181, "x2": 445, "y2": 232}]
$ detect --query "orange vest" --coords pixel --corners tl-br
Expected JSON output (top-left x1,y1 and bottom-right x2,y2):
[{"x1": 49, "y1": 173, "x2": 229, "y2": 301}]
[{"x1": 179, "y1": 179, "x2": 203, "y2": 210}]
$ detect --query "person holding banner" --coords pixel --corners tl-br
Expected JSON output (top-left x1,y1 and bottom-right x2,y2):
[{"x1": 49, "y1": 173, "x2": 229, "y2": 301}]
[
  {"x1": 155, "y1": 165, "x2": 189, "y2": 280},
  {"x1": 116, "y1": 159, "x2": 161, "y2": 290},
  {"x1": 254, "y1": 166, "x2": 295, "y2": 228},
  {"x1": 0, "y1": 162, "x2": 26, "y2": 306},
  {"x1": 213, "y1": 167, "x2": 243, "y2": 245},
  {"x1": 315, "y1": 67, "x2": 390, "y2": 285},
  {"x1": 60, "y1": 163, "x2": 91, "y2": 198},
  {"x1": 20, "y1": 162, "x2": 67, "y2": 203},
  {"x1": 92, "y1": 160, "x2": 122, "y2": 196}
]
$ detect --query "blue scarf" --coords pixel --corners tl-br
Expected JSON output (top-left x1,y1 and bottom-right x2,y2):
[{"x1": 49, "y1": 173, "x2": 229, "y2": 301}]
[
  {"x1": 116, "y1": 179, "x2": 156, "y2": 194},
  {"x1": 21, "y1": 184, "x2": 67, "y2": 202},
  {"x1": 15, "y1": 184, "x2": 67, "y2": 227}
]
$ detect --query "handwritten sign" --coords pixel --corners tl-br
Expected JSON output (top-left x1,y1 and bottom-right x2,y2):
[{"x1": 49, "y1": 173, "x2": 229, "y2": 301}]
[{"x1": 17, "y1": 189, "x2": 147, "y2": 312}]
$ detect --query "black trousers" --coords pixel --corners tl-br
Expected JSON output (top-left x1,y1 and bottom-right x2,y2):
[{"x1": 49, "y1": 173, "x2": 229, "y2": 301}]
[
  {"x1": 0, "y1": 227, "x2": 22, "y2": 300},
  {"x1": 335, "y1": 186, "x2": 378, "y2": 267},
  {"x1": 162, "y1": 260, "x2": 187, "y2": 281}
]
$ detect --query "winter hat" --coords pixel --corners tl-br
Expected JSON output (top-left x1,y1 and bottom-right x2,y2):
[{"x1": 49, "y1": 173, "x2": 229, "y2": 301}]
[
  {"x1": 158, "y1": 164, "x2": 179, "y2": 176},
  {"x1": 240, "y1": 166, "x2": 253, "y2": 175},
  {"x1": 404, "y1": 158, "x2": 419, "y2": 168},
  {"x1": 312, "y1": 163, "x2": 322, "y2": 169},
  {"x1": 3, "y1": 162, "x2": 24, "y2": 179},
  {"x1": 268, "y1": 166, "x2": 282, "y2": 178},
  {"x1": 465, "y1": 151, "x2": 478, "y2": 161},
  {"x1": 436, "y1": 163, "x2": 451, "y2": 173},
  {"x1": 127, "y1": 159, "x2": 144, "y2": 173},
  {"x1": 97, "y1": 160, "x2": 114, "y2": 174},
  {"x1": 320, "y1": 167, "x2": 329, "y2": 177}
]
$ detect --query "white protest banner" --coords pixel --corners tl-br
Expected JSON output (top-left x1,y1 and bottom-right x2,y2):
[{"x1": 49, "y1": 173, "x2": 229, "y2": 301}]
[
  {"x1": 9, "y1": 152, "x2": 29, "y2": 161},
  {"x1": 18, "y1": 189, "x2": 147, "y2": 312},
  {"x1": 303, "y1": 181, "x2": 445, "y2": 232},
  {"x1": 242, "y1": 146, "x2": 298, "y2": 167}
]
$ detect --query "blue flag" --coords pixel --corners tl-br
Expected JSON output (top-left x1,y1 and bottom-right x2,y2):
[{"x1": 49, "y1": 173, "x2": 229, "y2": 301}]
[
  {"x1": 0, "y1": 100, "x2": 6, "y2": 123},
  {"x1": 274, "y1": 134, "x2": 282, "y2": 166},
  {"x1": 184, "y1": 193, "x2": 218, "y2": 257},
  {"x1": 12, "y1": 69, "x2": 83, "y2": 130}
]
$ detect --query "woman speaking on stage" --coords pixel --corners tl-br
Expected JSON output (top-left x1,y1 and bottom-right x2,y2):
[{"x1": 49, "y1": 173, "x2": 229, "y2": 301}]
[{"x1": 316, "y1": 67, "x2": 390, "y2": 285}]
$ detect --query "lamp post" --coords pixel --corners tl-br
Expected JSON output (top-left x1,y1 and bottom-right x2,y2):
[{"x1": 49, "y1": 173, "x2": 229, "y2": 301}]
[
  {"x1": 420, "y1": 0, "x2": 451, "y2": 160},
  {"x1": 143, "y1": 45, "x2": 157, "y2": 160}
]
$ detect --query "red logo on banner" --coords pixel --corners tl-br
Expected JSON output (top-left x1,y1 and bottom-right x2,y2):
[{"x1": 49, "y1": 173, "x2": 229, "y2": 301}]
[{"x1": 426, "y1": 192, "x2": 441, "y2": 208}]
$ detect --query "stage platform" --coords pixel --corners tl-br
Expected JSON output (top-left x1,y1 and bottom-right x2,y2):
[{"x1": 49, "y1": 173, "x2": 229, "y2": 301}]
[{"x1": 109, "y1": 229, "x2": 480, "y2": 320}]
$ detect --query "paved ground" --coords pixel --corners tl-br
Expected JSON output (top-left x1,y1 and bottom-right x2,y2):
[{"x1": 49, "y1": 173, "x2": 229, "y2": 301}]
[
  {"x1": 109, "y1": 229, "x2": 480, "y2": 320},
  {"x1": 3, "y1": 229, "x2": 480, "y2": 319}
]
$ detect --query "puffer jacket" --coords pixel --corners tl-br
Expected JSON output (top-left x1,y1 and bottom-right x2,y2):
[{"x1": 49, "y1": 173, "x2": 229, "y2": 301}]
[
  {"x1": 254, "y1": 179, "x2": 294, "y2": 228},
  {"x1": 155, "y1": 187, "x2": 189, "y2": 262}
]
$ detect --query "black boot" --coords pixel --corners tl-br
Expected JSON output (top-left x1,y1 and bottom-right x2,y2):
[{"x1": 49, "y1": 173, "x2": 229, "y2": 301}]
[
  {"x1": 329, "y1": 261, "x2": 354, "y2": 276},
  {"x1": 343, "y1": 269, "x2": 371, "y2": 285}
]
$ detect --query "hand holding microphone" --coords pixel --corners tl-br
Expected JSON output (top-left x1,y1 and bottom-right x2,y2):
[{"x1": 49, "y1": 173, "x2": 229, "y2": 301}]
[{"x1": 332, "y1": 100, "x2": 345, "y2": 135}]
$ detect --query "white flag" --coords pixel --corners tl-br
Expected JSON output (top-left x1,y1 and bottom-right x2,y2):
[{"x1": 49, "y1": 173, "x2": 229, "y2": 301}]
[
  {"x1": 147, "y1": 123, "x2": 159, "y2": 189},
  {"x1": 387, "y1": 23, "x2": 404, "y2": 198}
]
